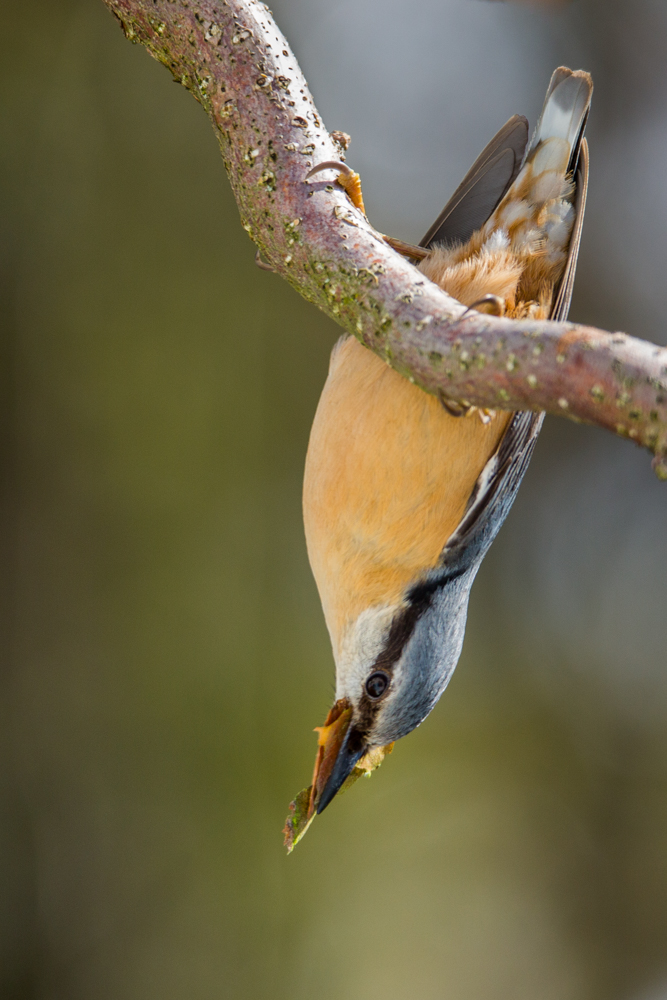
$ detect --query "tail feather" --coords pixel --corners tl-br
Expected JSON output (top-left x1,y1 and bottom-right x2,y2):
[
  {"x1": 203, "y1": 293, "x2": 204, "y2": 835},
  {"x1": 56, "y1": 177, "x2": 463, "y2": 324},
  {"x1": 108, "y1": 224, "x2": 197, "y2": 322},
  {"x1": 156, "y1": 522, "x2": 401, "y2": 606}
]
[
  {"x1": 420, "y1": 66, "x2": 592, "y2": 319},
  {"x1": 529, "y1": 68, "x2": 593, "y2": 161}
]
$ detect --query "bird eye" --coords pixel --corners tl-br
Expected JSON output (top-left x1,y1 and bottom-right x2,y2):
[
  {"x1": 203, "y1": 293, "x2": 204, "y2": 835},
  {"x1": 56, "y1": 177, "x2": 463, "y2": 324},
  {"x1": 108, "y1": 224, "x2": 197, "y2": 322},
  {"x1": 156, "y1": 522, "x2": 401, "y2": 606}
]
[{"x1": 365, "y1": 671, "x2": 390, "y2": 699}]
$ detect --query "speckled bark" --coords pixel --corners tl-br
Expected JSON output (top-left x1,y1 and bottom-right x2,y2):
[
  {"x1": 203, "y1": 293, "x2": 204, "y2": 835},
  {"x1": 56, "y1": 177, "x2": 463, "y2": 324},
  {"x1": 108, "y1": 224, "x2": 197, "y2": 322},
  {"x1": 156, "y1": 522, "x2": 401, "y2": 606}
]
[{"x1": 103, "y1": 0, "x2": 667, "y2": 478}]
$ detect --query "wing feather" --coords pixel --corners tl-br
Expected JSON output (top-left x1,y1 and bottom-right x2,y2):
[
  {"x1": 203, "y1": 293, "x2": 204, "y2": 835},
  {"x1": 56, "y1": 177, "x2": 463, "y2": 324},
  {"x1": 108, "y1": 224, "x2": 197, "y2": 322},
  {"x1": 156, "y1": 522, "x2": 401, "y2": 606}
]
[
  {"x1": 437, "y1": 411, "x2": 544, "y2": 576},
  {"x1": 419, "y1": 115, "x2": 529, "y2": 250}
]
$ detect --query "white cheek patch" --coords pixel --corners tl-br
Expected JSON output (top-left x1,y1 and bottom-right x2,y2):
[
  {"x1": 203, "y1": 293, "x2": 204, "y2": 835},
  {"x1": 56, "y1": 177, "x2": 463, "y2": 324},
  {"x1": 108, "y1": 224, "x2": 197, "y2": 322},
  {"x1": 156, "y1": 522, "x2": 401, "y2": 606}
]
[{"x1": 334, "y1": 603, "x2": 399, "y2": 702}]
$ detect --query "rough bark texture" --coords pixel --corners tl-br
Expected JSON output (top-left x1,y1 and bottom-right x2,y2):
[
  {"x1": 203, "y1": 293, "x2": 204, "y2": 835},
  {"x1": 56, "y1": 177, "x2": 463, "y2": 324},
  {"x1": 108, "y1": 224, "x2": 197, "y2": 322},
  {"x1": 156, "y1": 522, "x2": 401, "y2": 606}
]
[{"x1": 103, "y1": 0, "x2": 667, "y2": 478}]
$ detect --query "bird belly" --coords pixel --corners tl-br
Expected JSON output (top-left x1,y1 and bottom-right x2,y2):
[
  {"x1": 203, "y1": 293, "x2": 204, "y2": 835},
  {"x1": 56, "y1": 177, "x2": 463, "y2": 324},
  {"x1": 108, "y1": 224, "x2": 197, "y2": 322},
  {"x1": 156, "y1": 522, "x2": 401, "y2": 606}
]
[{"x1": 303, "y1": 336, "x2": 511, "y2": 657}]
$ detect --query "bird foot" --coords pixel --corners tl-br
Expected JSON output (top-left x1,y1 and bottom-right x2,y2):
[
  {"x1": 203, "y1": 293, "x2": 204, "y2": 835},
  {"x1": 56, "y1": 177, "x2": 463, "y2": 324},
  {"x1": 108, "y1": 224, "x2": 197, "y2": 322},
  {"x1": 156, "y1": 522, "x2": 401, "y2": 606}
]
[
  {"x1": 306, "y1": 160, "x2": 366, "y2": 215},
  {"x1": 438, "y1": 390, "x2": 496, "y2": 424},
  {"x1": 306, "y1": 163, "x2": 435, "y2": 265}
]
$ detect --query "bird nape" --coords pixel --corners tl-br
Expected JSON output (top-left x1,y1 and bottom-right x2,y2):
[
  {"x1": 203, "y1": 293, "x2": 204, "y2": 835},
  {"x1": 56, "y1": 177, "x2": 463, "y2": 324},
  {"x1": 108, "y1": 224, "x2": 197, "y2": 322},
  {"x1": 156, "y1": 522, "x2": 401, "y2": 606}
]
[{"x1": 283, "y1": 66, "x2": 593, "y2": 852}]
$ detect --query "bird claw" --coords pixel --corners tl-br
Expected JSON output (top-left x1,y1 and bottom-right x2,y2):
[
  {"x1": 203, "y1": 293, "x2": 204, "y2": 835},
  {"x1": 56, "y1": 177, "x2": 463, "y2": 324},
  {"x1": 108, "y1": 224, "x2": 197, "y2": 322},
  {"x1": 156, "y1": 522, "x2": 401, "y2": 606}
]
[
  {"x1": 462, "y1": 295, "x2": 505, "y2": 317},
  {"x1": 438, "y1": 390, "x2": 496, "y2": 424},
  {"x1": 475, "y1": 408, "x2": 497, "y2": 424},
  {"x1": 438, "y1": 391, "x2": 470, "y2": 418},
  {"x1": 255, "y1": 249, "x2": 275, "y2": 272},
  {"x1": 306, "y1": 160, "x2": 366, "y2": 215}
]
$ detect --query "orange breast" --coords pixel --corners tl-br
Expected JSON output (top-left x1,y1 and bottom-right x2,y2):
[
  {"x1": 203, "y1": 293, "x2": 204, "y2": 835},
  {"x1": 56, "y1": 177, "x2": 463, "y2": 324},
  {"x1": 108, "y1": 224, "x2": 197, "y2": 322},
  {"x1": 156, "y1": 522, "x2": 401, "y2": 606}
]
[{"x1": 303, "y1": 337, "x2": 511, "y2": 653}]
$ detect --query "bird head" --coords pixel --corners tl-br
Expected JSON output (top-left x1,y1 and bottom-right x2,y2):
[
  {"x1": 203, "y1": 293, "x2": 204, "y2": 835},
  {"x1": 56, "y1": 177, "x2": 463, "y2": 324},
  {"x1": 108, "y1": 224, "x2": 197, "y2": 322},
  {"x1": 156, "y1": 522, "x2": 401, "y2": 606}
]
[
  {"x1": 283, "y1": 571, "x2": 474, "y2": 852},
  {"x1": 313, "y1": 572, "x2": 472, "y2": 813}
]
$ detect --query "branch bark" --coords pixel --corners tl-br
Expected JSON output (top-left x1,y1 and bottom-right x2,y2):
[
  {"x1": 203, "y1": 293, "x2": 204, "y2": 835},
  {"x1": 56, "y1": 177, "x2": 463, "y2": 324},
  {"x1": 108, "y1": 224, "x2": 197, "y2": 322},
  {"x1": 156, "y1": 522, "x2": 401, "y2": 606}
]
[{"x1": 103, "y1": 0, "x2": 667, "y2": 478}]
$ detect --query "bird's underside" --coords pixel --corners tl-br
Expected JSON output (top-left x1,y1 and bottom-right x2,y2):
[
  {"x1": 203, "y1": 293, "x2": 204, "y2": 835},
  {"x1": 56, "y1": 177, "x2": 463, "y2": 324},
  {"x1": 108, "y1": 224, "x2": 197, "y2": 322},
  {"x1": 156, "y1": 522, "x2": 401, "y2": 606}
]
[{"x1": 284, "y1": 67, "x2": 593, "y2": 851}]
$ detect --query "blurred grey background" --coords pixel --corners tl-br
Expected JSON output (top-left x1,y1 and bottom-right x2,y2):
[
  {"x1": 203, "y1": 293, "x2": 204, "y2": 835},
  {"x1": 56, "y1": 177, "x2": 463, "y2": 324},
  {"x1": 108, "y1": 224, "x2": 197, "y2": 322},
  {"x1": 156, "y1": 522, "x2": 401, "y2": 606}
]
[{"x1": 1, "y1": 1, "x2": 666, "y2": 998}]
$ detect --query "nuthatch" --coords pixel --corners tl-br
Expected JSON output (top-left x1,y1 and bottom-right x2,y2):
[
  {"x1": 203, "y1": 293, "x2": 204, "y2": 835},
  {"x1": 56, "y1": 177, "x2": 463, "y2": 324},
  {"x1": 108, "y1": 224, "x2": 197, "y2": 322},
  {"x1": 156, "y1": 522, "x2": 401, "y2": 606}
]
[{"x1": 284, "y1": 68, "x2": 592, "y2": 848}]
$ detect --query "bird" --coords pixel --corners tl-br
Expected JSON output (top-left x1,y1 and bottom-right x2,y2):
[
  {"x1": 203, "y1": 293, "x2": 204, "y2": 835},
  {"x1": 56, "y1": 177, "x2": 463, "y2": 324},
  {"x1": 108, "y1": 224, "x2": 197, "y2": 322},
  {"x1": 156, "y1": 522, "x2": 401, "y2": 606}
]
[{"x1": 284, "y1": 67, "x2": 592, "y2": 850}]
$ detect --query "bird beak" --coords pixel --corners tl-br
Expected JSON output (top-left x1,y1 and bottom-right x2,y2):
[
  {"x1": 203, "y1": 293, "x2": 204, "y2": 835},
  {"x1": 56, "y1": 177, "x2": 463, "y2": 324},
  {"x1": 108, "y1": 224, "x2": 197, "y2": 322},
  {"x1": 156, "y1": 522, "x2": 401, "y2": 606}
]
[
  {"x1": 312, "y1": 702, "x2": 367, "y2": 815},
  {"x1": 283, "y1": 702, "x2": 394, "y2": 851},
  {"x1": 309, "y1": 699, "x2": 365, "y2": 815}
]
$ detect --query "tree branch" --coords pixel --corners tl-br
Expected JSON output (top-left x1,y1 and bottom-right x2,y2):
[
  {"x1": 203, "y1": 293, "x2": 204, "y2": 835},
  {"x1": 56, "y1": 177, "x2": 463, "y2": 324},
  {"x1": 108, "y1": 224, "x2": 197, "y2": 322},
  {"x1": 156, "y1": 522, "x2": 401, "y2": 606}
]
[{"x1": 103, "y1": 0, "x2": 667, "y2": 478}]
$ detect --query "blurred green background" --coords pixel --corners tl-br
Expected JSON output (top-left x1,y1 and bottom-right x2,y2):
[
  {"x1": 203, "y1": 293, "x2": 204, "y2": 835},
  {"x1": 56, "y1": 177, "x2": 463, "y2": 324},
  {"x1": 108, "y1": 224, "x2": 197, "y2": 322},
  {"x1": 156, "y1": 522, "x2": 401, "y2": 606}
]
[{"x1": 1, "y1": 1, "x2": 667, "y2": 998}]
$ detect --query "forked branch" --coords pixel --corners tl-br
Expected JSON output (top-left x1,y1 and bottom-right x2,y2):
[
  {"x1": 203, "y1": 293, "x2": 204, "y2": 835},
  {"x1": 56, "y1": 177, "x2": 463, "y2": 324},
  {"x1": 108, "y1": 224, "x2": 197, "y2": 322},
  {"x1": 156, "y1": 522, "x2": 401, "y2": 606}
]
[{"x1": 103, "y1": 0, "x2": 667, "y2": 477}]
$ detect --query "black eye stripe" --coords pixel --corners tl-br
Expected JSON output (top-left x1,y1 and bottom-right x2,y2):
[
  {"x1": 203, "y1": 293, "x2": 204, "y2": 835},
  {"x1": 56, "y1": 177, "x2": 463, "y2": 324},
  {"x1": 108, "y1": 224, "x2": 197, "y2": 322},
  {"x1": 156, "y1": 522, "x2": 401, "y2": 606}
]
[
  {"x1": 355, "y1": 577, "x2": 449, "y2": 736},
  {"x1": 370, "y1": 577, "x2": 442, "y2": 674}
]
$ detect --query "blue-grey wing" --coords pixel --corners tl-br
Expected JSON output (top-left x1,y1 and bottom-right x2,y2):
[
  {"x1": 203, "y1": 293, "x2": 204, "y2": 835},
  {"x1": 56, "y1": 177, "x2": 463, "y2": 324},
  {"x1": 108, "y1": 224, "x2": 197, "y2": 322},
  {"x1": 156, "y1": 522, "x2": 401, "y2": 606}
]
[{"x1": 437, "y1": 410, "x2": 544, "y2": 578}]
